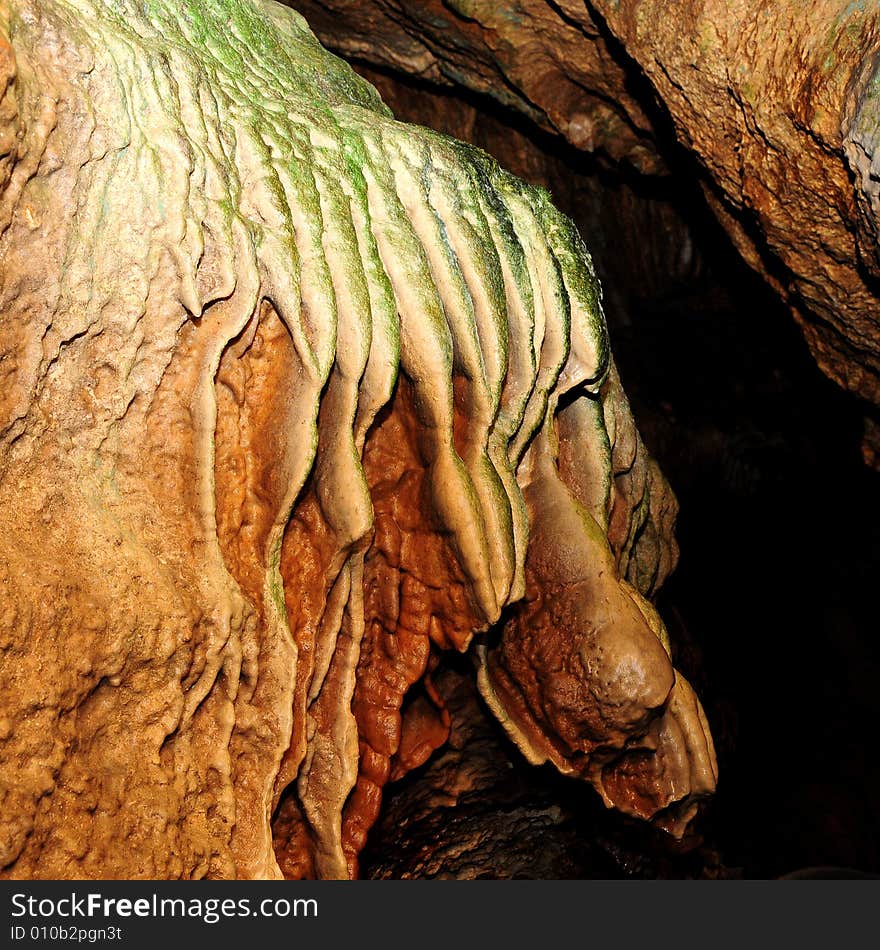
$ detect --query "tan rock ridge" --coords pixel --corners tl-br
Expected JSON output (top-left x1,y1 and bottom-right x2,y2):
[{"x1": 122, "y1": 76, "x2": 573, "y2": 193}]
[
  {"x1": 0, "y1": 0, "x2": 714, "y2": 880},
  {"x1": 288, "y1": 0, "x2": 880, "y2": 457}
]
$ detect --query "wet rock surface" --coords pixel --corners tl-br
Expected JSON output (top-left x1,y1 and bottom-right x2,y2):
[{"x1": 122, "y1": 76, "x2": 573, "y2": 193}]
[
  {"x1": 363, "y1": 661, "x2": 727, "y2": 879},
  {"x1": 0, "y1": 0, "x2": 709, "y2": 879},
  {"x1": 287, "y1": 0, "x2": 880, "y2": 454},
  {"x1": 349, "y1": 53, "x2": 880, "y2": 881}
]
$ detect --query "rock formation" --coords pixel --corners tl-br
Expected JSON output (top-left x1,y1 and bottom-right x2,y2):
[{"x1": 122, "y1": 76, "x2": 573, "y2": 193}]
[
  {"x1": 287, "y1": 0, "x2": 880, "y2": 456},
  {"x1": 363, "y1": 662, "x2": 725, "y2": 880},
  {"x1": 0, "y1": 0, "x2": 714, "y2": 880}
]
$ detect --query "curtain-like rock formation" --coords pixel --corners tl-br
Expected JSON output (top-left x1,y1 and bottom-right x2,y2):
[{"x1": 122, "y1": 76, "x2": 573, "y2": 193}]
[
  {"x1": 287, "y1": 0, "x2": 880, "y2": 456},
  {"x1": 0, "y1": 0, "x2": 714, "y2": 879}
]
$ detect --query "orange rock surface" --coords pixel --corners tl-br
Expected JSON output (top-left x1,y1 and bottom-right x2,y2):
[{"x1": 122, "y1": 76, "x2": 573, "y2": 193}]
[{"x1": 0, "y1": 0, "x2": 714, "y2": 879}]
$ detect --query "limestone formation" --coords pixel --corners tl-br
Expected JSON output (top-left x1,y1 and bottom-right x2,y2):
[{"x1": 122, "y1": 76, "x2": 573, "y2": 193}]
[
  {"x1": 0, "y1": 0, "x2": 714, "y2": 880},
  {"x1": 288, "y1": 0, "x2": 880, "y2": 452},
  {"x1": 365, "y1": 664, "x2": 721, "y2": 880}
]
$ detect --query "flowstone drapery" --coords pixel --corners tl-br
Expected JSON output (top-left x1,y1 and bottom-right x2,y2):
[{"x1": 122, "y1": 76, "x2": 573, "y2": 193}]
[
  {"x1": 288, "y1": 0, "x2": 880, "y2": 461},
  {"x1": 0, "y1": 0, "x2": 715, "y2": 879}
]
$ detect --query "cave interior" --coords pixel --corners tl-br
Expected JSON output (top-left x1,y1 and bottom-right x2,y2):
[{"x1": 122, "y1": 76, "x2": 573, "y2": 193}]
[
  {"x1": 0, "y1": 0, "x2": 878, "y2": 883},
  {"x1": 297, "y1": 27, "x2": 880, "y2": 881}
]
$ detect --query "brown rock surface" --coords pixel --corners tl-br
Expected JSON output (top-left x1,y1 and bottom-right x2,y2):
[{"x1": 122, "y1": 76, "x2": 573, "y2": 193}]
[
  {"x1": 280, "y1": 0, "x2": 662, "y2": 171},
  {"x1": 0, "y1": 0, "x2": 714, "y2": 879},
  {"x1": 287, "y1": 0, "x2": 880, "y2": 440},
  {"x1": 364, "y1": 661, "x2": 725, "y2": 879}
]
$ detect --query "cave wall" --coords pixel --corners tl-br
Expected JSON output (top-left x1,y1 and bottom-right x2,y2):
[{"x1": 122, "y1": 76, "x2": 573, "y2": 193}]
[
  {"x1": 306, "y1": 10, "x2": 880, "y2": 878},
  {"x1": 286, "y1": 0, "x2": 880, "y2": 455}
]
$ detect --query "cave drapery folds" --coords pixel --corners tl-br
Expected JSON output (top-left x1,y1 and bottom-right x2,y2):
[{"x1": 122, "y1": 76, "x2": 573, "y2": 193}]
[{"x1": 0, "y1": 0, "x2": 715, "y2": 879}]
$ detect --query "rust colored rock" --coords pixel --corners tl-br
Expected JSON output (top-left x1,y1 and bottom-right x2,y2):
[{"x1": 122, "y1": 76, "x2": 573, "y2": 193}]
[
  {"x1": 287, "y1": 0, "x2": 880, "y2": 433},
  {"x1": 0, "y1": 0, "x2": 714, "y2": 879}
]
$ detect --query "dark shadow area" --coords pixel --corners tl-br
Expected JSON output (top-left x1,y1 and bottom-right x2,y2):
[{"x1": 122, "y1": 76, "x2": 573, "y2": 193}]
[{"x1": 624, "y1": 257, "x2": 880, "y2": 879}]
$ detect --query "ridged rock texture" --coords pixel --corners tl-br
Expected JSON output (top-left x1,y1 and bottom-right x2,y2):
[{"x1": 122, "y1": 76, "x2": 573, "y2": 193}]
[
  {"x1": 286, "y1": 0, "x2": 880, "y2": 457},
  {"x1": 0, "y1": 0, "x2": 715, "y2": 880}
]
